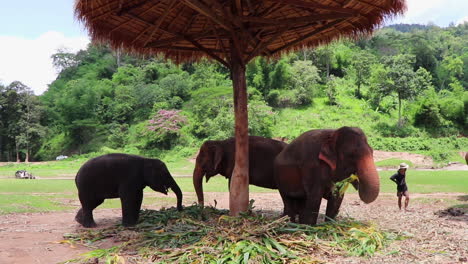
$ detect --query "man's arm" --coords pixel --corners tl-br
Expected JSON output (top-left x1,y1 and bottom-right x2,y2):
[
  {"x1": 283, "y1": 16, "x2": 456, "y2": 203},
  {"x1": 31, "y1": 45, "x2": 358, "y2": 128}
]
[{"x1": 390, "y1": 174, "x2": 398, "y2": 184}]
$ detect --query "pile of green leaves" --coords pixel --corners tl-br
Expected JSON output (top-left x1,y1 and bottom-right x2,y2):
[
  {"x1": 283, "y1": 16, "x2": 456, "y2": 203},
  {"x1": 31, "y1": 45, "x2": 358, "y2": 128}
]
[{"x1": 63, "y1": 204, "x2": 401, "y2": 264}]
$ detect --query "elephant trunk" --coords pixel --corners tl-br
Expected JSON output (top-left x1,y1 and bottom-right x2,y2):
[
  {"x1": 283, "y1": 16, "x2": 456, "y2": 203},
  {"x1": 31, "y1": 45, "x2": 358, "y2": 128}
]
[
  {"x1": 193, "y1": 162, "x2": 205, "y2": 206},
  {"x1": 356, "y1": 155, "x2": 380, "y2": 204},
  {"x1": 168, "y1": 176, "x2": 183, "y2": 211}
]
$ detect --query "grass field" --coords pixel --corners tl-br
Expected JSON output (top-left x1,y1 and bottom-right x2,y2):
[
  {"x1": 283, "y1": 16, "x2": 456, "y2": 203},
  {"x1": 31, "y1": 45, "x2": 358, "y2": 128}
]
[
  {"x1": 0, "y1": 170, "x2": 466, "y2": 214},
  {"x1": 0, "y1": 158, "x2": 195, "y2": 178}
]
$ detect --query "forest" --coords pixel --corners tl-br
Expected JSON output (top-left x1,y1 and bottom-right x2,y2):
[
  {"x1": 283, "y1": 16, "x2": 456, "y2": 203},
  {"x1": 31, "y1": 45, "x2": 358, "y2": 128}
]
[{"x1": 0, "y1": 23, "x2": 467, "y2": 163}]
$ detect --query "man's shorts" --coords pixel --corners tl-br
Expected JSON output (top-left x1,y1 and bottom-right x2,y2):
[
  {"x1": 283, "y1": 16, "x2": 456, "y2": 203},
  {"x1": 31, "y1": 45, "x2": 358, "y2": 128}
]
[{"x1": 397, "y1": 190, "x2": 409, "y2": 197}]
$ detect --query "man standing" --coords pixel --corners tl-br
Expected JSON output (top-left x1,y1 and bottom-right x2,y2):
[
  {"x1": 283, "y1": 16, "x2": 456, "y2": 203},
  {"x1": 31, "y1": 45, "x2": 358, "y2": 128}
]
[{"x1": 390, "y1": 163, "x2": 410, "y2": 211}]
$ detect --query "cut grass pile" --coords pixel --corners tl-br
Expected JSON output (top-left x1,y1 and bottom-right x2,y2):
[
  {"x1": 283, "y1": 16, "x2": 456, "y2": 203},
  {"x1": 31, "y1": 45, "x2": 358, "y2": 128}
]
[{"x1": 63, "y1": 205, "x2": 402, "y2": 264}]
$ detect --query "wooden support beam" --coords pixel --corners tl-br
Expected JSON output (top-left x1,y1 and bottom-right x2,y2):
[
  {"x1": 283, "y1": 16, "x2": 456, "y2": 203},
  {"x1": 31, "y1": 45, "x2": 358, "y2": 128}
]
[
  {"x1": 257, "y1": 2, "x2": 282, "y2": 17},
  {"x1": 235, "y1": 0, "x2": 242, "y2": 16},
  {"x1": 110, "y1": 1, "x2": 159, "y2": 34},
  {"x1": 268, "y1": 0, "x2": 358, "y2": 14},
  {"x1": 203, "y1": 0, "x2": 259, "y2": 51},
  {"x1": 246, "y1": 26, "x2": 289, "y2": 62},
  {"x1": 145, "y1": 30, "x2": 229, "y2": 48},
  {"x1": 181, "y1": 0, "x2": 234, "y2": 31},
  {"x1": 124, "y1": 13, "x2": 173, "y2": 35},
  {"x1": 212, "y1": 24, "x2": 229, "y2": 57},
  {"x1": 229, "y1": 40, "x2": 249, "y2": 217},
  {"x1": 238, "y1": 12, "x2": 355, "y2": 25},
  {"x1": 159, "y1": 46, "x2": 224, "y2": 53},
  {"x1": 140, "y1": 0, "x2": 178, "y2": 45},
  {"x1": 116, "y1": 0, "x2": 154, "y2": 16},
  {"x1": 270, "y1": 19, "x2": 345, "y2": 54},
  {"x1": 245, "y1": 0, "x2": 255, "y2": 15},
  {"x1": 132, "y1": 0, "x2": 176, "y2": 46},
  {"x1": 184, "y1": 36, "x2": 230, "y2": 68},
  {"x1": 348, "y1": 0, "x2": 385, "y2": 12},
  {"x1": 85, "y1": 1, "x2": 117, "y2": 21}
]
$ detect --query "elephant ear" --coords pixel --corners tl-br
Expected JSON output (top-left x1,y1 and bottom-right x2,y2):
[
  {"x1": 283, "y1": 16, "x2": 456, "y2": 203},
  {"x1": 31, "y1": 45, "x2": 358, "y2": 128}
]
[
  {"x1": 144, "y1": 160, "x2": 168, "y2": 194},
  {"x1": 210, "y1": 145, "x2": 223, "y2": 171},
  {"x1": 319, "y1": 132, "x2": 337, "y2": 171}
]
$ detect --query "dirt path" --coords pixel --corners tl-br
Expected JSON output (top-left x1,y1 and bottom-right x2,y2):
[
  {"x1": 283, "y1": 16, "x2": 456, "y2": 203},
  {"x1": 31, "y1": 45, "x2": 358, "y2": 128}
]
[{"x1": 0, "y1": 192, "x2": 467, "y2": 264}]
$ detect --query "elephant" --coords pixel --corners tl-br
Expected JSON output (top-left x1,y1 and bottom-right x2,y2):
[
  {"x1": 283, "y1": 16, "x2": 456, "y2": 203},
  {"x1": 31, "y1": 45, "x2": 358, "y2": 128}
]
[
  {"x1": 75, "y1": 153, "x2": 183, "y2": 227},
  {"x1": 465, "y1": 152, "x2": 468, "y2": 165},
  {"x1": 274, "y1": 127, "x2": 379, "y2": 225},
  {"x1": 193, "y1": 136, "x2": 287, "y2": 206}
]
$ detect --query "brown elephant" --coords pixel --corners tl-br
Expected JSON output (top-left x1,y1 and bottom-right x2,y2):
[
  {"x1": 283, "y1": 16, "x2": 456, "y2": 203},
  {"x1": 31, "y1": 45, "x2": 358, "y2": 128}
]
[
  {"x1": 193, "y1": 136, "x2": 287, "y2": 206},
  {"x1": 274, "y1": 127, "x2": 379, "y2": 225},
  {"x1": 465, "y1": 152, "x2": 468, "y2": 165}
]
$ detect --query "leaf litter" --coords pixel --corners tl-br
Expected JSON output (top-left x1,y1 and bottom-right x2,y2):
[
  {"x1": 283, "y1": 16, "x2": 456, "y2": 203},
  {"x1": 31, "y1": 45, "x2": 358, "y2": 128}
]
[{"x1": 61, "y1": 202, "x2": 403, "y2": 264}]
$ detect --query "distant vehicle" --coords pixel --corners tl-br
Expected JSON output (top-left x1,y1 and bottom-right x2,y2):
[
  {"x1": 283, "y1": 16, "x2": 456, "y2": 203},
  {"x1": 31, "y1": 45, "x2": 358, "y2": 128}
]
[
  {"x1": 56, "y1": 155, "x2": 69, "y2": 160},
  {"x1": 15, "y1": 170, "x2": 35, "y2": 179}
]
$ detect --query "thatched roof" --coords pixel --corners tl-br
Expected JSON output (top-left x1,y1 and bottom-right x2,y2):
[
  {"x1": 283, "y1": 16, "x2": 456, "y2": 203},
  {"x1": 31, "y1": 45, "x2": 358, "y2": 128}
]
[{"x1": 75, "y1": 0, "x2": 405, "y2": 65}]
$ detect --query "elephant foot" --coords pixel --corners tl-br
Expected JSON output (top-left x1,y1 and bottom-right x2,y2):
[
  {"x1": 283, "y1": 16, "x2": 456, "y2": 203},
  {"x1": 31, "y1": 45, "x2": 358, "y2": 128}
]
[
  {"x1": 122, "y1": 220, "x2": 137, "y2": 227},
  {"x1": 122, "y1": 216, "x2": 139, "y2": 227},
  {"x1": 299, "y1": 213, "x2": 319, "y2": 225},
  {"x1": 75, "y1": 208, "x2": 97, "y2": 228}
]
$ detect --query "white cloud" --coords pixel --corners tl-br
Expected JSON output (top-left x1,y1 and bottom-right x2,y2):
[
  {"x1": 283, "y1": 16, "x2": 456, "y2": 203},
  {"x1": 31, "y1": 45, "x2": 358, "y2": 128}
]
[
  {"x1": 0, "y1": 31, "x2": 89, "y2": 95},
  {"x1": 389, "y1": 0, "x2": 468, "y2": 26},
  {"x1": 457, "y1": 16, "x2": 468, "y2": 25},
  {"x1": 390, "y1": 0, "x2": 444, "y2": 24}
]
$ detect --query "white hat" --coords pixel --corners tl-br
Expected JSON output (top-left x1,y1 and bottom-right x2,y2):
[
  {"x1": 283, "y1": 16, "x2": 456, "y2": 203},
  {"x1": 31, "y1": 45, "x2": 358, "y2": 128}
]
[{"x1": 399, "y1": 163, "x2": 409, "y2": 170}]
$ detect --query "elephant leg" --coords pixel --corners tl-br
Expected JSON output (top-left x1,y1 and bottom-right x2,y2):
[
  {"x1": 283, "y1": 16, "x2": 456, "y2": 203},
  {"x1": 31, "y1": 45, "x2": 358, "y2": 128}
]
[
  {"x1": 279, "y1": 192, "x2": 297, "y2": 222},
  {"x1": 120, "y1": 189, "x2": 143, "y2": 227},
  {"x1": 299, "y1": 194, "x2": 322, "y2": 225},
  {"x1": 325, "y1": 193, "x2": 344, "y2": 221},
  {"x1": 298, "y1": 167, "x2": 324, "y2": 225},
  {"x1": 76, "y1": 195, "x2": 104, "y2": 228}
]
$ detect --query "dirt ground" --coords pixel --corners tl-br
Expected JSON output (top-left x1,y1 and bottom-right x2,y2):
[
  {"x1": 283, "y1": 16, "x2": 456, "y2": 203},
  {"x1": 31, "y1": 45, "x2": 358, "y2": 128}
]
[{"x1": 0, "y1": 191, "x2": 466, "y2": 264}]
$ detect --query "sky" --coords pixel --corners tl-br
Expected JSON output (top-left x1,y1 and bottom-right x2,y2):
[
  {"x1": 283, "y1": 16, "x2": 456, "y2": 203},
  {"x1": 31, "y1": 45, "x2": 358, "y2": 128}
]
[{"x1": 0, "y1": 0, "x2": 467, "y2": 95}]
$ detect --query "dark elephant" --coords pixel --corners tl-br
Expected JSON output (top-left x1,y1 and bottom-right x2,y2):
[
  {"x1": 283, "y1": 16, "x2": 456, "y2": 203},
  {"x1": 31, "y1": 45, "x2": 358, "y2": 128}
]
[
  {"x1": 465, "y1": 152, "x2": 468, "y2": 165},
  {"x1": 75, "y1": 153, "x2": 183, "y2": 227},
  {"x1": 274, "y1": 127, "x2": 379, "y2": 225},
  {"x1": 193, "y1": 136, "x2": 287, "y2": 206}
]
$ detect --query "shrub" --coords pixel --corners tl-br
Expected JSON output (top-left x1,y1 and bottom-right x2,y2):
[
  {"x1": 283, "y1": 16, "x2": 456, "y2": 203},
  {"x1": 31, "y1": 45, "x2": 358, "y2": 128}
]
[
  {"x1": 107, "y1": 123, "x2": 128, "y2": 149},
  {"x1": 142, "y1": 110, "x2": 188, "y2": 150},
  {"x1": 414, "y1": 99, "x2": 446, "y2": 128}
]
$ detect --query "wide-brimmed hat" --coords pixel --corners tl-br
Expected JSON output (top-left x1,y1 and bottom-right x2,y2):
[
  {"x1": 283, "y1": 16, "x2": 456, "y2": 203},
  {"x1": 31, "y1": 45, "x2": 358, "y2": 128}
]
[{"x1": 399, "y1": 163, "x2": 409, "y2": 170}]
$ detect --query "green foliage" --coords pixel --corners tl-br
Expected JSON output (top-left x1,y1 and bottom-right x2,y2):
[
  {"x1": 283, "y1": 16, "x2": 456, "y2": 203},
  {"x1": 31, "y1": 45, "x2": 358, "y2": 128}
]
[
  {"x1": 107, "y1": 123, "x2": 129, "y2": 149},
  {"x1": 3, "y1": 24, "x2": 467, "y2": 162},
  {"x1": 35, "y1": 133, "x2": 70, "y2": 160}
]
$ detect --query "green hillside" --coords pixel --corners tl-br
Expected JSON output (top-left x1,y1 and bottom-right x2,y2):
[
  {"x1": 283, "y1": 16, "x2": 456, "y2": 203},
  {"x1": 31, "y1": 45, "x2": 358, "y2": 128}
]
[{"x1": 0, "y1": 24, "x2": 467, "y2": 164}]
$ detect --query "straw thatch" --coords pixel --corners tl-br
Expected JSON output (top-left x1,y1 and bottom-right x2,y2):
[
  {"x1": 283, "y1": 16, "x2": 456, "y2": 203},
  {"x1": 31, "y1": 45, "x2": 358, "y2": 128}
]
[{"x1": 75, "y1": 0, "x2": 405, "y2": 65}]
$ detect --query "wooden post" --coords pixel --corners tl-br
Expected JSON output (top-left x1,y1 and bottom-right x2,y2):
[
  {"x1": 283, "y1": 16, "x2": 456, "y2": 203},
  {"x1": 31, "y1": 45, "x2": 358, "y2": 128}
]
[{"x1": 229, "y1": 42, "x2": 249, "y2": 216}]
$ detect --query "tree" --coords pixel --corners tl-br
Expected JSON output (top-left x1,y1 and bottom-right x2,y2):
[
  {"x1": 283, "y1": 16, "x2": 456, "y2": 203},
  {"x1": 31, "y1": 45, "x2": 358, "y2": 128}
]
[
  {"x1": 4, "y1": 82, "x2": 29, "y2": 161},
  {"x1": 377, "y1": 55, "x2": 432, "y2": 126},
  {"x1": 15, "y1": 91, "x2": 46, "y2": 162},
  {"x1": 350, "y1": 50, "x2": 376, "y2": 98},
  {"x1": 269, "y1": 58, "x2": 291, "y2": 91},
  {"x1": 436, "y1": 55, "x2": 464, "y2": 90},
  {"x1": 51, "y1": 48, "x2": 79, "y2": 72}
]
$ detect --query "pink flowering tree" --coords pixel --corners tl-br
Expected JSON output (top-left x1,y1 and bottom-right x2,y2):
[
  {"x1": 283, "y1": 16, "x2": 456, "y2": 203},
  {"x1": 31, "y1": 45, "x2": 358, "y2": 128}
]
[{"x1": 144, "y1": 110, "x2": 188, "y2": 150}]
